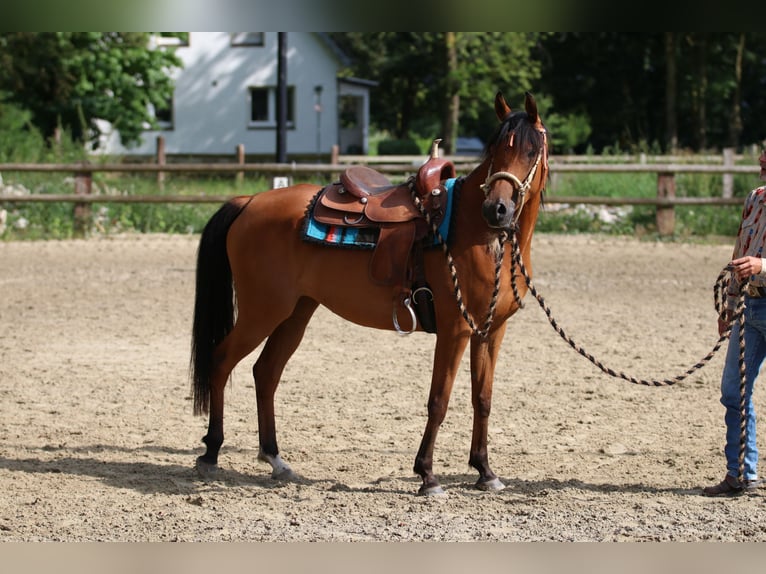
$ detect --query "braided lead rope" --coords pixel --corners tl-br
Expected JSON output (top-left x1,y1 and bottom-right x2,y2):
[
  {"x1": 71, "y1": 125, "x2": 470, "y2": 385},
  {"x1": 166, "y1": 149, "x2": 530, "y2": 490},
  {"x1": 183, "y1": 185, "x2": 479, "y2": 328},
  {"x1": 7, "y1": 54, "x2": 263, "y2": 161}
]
[
  {"x1": 713, "y1": 264, "x2": 748, "y2": 484},
  {"x1": 714, "y1": 272, "x2": 749, "y2": 484},
  {"x1": 411, "y1": 188, "x2": 504, "y2": 339},
  {"x1": 507, "y1": 233, "x2": 745, "y2": 388},
  {"x1": 736, "y1": 285, "x2": 747, "y2": 485},
  {"x1": 507, "y1": 234, "x2": 751, "y2": 485},
  {"x1": 712, "y1": 265, "x2": 747, "y2": 483}
]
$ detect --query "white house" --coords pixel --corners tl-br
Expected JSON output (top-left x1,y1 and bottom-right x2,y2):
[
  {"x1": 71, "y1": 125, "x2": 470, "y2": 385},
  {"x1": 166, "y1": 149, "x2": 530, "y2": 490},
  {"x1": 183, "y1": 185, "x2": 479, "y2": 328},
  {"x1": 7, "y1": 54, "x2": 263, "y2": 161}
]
[{"x1": 96, "y1": 32, "x2": 374, "y2": 159}]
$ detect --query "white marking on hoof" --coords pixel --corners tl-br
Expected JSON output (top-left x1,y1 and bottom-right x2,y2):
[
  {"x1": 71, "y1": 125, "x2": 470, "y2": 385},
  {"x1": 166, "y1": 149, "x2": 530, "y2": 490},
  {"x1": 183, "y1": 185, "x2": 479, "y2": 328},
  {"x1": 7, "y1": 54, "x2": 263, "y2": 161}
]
[
  {"x1": 195, "y1": 457, "x2": 219, "y2": 479},
  {"x1": 418, "y1": 484, "x2": 448, "y2": 497},
  {"x1": 258, "y1": 451, "x2": 297, "y2": 481},
  {"x1": 476, "y1": 477, "x2": 506, "y2": 491}
]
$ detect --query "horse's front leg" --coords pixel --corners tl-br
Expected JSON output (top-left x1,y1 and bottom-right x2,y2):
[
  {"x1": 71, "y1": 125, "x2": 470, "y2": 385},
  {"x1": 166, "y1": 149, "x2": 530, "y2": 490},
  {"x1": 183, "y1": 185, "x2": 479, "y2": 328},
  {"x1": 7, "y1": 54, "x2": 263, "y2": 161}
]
[
  {"x1": 468, "y1": 324, "x2": 508, "y2": 491},
  {"x1": 413, "y1": 332, "x2": 470, "y2": 496}
]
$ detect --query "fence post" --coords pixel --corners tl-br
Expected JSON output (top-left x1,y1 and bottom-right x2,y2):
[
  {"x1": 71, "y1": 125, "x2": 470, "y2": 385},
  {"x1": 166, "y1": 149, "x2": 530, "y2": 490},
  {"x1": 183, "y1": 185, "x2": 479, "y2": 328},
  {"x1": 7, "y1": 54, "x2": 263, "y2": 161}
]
[
  {"x1": 156, "y1": 135, "x2": 166, "y2": 190},
  {"x1": 73, "y1": 170, "x2": 92, "y2": 236},
  {"x1": 656, "y1": 172, "x2": 676, "y2": 236},
  {"x1": 331, "y1": 144, "x2": 340, "y2": 181},
  {"x1": 236, "y1": 144, "x2": 245, "y2": 187},
  {"x1": 722, "y1": 147, "x2": 734, "y2": 198}
]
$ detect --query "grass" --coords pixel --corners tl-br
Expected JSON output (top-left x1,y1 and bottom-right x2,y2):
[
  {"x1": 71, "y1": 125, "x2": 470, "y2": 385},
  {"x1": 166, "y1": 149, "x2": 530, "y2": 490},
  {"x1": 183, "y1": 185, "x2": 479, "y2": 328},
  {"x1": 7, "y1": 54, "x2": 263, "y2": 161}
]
[
  {"x1": 536, "y1": 170, "x2": 750, "y2": 238},
  {"x1": 0, "y1": 173, "x2": 278, "y2": 240}
]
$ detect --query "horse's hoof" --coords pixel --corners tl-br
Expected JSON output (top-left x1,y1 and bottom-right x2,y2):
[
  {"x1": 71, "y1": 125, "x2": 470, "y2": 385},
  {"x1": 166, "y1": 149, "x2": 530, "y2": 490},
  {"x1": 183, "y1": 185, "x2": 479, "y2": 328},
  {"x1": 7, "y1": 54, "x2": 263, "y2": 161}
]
[
  {"x1": 418, "y1": 484, "x2": 448, "y2": 497},
  {"x1": 271, "y1": 467, "x2": 298, "y2": 482},
  {"x1": 476, "y1": 477, "x2": 506, "y2": 491},
  {"x1": 258, "y1": 451, "x2": 297, "y2": 482},
  {"x1": 195, "y1": 457, "x2": 219, "y2": 479}
]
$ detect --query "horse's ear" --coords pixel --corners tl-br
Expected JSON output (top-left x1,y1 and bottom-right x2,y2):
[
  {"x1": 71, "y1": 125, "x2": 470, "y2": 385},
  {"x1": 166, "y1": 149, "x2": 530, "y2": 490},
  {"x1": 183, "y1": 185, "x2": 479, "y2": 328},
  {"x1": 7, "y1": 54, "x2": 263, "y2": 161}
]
[
  {"x1": 494, "y1": 91, "x2": 512, "y2": 122},
  {"x1": 524, "y1": 91, "x2": 543, "y2": 129}
]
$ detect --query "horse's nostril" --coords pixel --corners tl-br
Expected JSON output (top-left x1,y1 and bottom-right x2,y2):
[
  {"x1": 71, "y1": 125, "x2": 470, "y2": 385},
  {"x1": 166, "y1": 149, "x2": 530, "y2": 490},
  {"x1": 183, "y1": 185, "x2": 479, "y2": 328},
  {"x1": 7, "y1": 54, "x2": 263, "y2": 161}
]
[{"x1": 482, "y1": 199, "x2": 514, "y2": 228}]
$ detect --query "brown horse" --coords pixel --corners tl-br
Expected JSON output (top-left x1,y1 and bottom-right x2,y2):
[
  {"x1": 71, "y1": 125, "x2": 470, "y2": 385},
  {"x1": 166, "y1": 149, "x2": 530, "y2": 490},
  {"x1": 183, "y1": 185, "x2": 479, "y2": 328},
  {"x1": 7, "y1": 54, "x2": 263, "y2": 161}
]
[{"x1": 190, "y1": 91, "x2": 548, "y2": 495}]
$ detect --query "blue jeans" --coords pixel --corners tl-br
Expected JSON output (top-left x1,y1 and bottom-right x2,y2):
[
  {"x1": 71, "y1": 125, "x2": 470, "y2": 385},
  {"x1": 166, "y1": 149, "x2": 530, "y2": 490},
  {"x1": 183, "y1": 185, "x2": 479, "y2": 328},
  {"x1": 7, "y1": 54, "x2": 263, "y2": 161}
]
[{"x1": 720, "y1": 296, "x2": 766, "y2": 480}]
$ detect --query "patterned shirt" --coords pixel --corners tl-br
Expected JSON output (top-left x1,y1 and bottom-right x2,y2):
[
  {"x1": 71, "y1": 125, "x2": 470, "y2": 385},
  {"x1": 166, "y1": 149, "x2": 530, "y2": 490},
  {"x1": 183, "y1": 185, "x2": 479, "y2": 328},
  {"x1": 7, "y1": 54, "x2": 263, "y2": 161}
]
[{"x1": 727, "y1": 185, "x2": 766, "y2": 310}]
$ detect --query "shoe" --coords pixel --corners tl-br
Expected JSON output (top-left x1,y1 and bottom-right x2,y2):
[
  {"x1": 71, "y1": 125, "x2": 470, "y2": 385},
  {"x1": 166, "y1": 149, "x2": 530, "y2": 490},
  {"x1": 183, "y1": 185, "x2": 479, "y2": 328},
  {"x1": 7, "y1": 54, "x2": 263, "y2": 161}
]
[{"x1": 702, "y1": 474, "x2": 763, "y2": 496}]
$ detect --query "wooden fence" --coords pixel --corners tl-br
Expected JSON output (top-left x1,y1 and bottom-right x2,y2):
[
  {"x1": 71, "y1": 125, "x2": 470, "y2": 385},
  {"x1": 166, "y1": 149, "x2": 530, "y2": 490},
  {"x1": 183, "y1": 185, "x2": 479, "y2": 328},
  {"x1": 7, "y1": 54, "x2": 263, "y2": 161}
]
[{"x1": 0, "y1": 147, "x2": 759, "y2": 235}]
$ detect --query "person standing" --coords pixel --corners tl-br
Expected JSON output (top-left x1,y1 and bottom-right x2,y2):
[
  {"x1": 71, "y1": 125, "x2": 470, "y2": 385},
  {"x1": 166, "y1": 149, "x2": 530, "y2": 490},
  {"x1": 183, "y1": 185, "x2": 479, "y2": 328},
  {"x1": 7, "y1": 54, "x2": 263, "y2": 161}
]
[{"x1": 703, "y1": 149, "x2": 766, "y2": 496}]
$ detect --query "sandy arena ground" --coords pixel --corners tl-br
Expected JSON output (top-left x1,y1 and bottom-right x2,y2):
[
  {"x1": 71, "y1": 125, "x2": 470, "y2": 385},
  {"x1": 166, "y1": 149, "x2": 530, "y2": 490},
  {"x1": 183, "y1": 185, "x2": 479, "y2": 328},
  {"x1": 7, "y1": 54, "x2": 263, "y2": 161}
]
[{"x1": 2, "y1": 231, "x2": 766, "y2": 542}]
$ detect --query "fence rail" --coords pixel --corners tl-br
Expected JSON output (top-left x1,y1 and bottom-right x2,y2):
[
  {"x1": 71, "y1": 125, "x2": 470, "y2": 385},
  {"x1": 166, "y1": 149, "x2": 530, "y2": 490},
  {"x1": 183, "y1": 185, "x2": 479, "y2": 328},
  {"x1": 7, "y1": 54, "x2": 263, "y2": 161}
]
[
  {"x1": 0, "y1": 153, "x2": 760, "y2": 235},
  {"x1": 0, "y1": 193, "x2": 747, "y2": 208},
  {"x1": 0, "y1": 161, "x2": 759, "y2": 175}
]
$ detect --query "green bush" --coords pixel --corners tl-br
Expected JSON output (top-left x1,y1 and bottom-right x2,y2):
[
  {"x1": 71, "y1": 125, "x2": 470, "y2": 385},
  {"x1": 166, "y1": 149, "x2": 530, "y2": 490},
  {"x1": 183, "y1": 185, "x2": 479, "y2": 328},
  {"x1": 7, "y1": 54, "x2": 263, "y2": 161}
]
[
  {"x1": 377, "y1": 138, "x2": 422, "y2": 155},
  {"x1": 0, "y1": 102, "x2": 46, "y2": 162},
  {"x1": 0, "y1": 98, "x2": 88, "y2": 163}
]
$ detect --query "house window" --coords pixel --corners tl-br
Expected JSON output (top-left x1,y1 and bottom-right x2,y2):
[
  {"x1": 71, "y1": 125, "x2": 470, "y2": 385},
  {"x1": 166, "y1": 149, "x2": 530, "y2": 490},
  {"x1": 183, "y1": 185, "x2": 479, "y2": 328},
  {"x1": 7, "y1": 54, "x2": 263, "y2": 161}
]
[
  {"x1": 249, "y1": 86, "x2": 295, "y2": 128},
  {"x1": 231, "y1": 33, "x2": 265, "y2": 47},
  {"x1": 339, "y1": 95, "x2": 360, "y2": 129},
  {"x1": 154, "y1": 97, "x2": 174, "y2": 130}
]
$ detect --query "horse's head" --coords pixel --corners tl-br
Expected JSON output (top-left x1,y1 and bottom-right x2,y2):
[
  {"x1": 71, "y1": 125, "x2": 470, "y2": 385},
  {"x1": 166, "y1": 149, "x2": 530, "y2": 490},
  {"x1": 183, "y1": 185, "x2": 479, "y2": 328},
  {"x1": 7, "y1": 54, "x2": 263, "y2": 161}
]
[{"x1": 480, "y1": 91, "x2": 548, "y2": 230}]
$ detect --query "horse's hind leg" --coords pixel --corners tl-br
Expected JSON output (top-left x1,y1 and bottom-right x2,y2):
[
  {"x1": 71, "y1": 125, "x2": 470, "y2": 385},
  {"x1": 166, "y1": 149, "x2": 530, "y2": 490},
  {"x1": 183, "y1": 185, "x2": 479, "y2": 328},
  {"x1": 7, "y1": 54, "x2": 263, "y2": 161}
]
[
  {"x1": 253, "y1": 297, "x2": 319, "y2": 480},
  {"x1": 196, "y1": 319, "x2": 274, "y2": 478}
]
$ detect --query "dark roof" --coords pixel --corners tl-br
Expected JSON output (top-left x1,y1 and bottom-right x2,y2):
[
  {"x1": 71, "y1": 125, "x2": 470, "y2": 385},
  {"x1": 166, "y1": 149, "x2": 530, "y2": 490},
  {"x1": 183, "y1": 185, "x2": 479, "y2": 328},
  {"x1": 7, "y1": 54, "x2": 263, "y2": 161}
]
[
  {"x1": 338, "y1": 77, "x2": 379, "y2": 88},
  {"x1": 315, "y1": 33, "x2": 352, "y2": 67}
]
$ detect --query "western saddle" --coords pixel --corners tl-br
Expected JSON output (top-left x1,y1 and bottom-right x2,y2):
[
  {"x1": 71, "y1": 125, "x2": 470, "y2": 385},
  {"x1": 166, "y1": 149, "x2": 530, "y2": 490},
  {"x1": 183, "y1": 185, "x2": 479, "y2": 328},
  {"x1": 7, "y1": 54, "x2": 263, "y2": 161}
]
[{"x1": 312, "y1": 140, "x2": 456, "y2": 333}]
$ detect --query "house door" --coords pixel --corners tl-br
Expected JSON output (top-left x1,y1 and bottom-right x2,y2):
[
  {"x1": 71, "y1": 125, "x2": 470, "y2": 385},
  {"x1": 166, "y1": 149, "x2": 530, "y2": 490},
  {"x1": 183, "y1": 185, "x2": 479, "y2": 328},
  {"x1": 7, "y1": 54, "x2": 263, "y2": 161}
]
[{"x1": 338, "y1": 94, "x2": 365, "y2": 154}]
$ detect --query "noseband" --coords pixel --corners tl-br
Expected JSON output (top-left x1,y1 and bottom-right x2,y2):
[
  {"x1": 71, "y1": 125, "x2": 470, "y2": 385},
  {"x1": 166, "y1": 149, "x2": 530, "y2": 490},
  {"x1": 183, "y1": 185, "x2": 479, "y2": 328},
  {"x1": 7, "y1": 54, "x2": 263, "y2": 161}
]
[{"x1": 480, "y1": 129, "x2": 547, "y2": 227}]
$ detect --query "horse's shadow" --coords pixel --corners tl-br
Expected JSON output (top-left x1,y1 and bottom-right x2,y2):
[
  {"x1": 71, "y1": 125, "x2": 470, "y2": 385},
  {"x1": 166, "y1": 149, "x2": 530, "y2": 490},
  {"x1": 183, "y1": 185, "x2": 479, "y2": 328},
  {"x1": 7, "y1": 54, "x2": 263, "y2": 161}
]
[
  {"x1": 368, "y1": 473, "x2": 713, "y2": 498},
  {"x1": 0, "y1": 444, "x2": 726, "y2": 498},
  {"x1": 0, "y1": 443, "x2": 287, "y2": 496}
]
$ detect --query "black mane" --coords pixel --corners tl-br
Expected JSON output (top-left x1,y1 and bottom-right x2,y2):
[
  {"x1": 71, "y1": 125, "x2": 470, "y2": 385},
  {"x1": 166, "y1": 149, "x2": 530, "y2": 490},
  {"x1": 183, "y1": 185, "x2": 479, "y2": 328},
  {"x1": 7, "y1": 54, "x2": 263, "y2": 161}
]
[{"x1": 480, "y1": 109, "x2": 546, "y2": 164}]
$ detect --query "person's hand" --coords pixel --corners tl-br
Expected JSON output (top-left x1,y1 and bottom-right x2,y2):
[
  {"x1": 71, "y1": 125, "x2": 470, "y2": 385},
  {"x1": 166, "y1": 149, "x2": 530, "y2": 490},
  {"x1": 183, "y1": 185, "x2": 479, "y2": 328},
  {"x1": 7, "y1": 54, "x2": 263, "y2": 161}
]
[
  {"x1": 719, "y1": 311, "x2": 733, "y2": 337},
  {"x1": 730, "y1": 256, "x2": 763, "y2": 281}
]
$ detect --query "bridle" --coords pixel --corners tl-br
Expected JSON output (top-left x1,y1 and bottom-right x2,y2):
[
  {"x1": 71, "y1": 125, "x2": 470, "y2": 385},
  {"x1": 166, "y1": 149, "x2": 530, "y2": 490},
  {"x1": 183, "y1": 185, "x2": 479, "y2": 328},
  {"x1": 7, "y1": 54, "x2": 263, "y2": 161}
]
[{"x1": 480, "y1": 128, "x2": 547, "y2": 228}]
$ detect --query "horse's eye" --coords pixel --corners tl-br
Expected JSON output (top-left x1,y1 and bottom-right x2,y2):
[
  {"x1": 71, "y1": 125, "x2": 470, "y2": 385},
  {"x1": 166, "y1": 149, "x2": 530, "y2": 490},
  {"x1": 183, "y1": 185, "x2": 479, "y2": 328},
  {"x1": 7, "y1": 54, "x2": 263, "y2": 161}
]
[{"x1": 527, "y1": 149, "x2": 537, "y2": 159}]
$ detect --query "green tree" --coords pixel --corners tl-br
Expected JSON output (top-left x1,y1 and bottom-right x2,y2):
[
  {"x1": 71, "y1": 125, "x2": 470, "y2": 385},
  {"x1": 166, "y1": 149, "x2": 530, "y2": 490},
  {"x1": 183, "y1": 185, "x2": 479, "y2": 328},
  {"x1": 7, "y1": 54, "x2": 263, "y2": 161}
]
[
  {"x1": 0, "y1": 32, "x2": 182, "y2": 149},
  {"x1": 331, "y1": 32, "x2": 544, "y2": 152},
  {"x1": 331, "y1": 32, "x2": 443, "y2": 140},
  {"x1": 538, "y1": 32, "x2": 766, "y2": 153},
  {"x1": 450, "y1": 33, "x2": 543, "y2": 142}
]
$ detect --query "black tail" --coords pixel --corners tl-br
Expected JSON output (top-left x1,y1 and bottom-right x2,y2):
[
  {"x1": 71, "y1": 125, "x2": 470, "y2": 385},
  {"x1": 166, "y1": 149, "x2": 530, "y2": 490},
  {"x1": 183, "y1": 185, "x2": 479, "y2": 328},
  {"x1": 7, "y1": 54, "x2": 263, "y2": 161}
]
[{"x1": 190, "y1": 199, "x2": 250, "y2": 416}]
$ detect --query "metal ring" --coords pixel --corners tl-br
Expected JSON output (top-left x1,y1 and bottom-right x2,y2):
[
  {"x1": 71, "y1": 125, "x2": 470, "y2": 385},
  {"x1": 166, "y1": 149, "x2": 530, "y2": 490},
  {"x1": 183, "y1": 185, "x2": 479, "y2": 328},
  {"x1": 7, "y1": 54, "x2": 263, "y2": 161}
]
[
  {"x1": 343, "y1": 212, "x2": 365, "y2": 225},
  {"x1": 412, "y1": 286, "x2": 434, "y2": 302}
]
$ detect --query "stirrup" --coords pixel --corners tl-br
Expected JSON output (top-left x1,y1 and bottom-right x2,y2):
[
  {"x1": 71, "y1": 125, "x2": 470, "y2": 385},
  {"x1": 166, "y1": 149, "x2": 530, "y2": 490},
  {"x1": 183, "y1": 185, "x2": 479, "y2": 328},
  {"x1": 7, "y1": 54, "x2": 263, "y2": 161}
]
[{"x1": 393, "y1": 296, "x2": 417, "y2": 335}]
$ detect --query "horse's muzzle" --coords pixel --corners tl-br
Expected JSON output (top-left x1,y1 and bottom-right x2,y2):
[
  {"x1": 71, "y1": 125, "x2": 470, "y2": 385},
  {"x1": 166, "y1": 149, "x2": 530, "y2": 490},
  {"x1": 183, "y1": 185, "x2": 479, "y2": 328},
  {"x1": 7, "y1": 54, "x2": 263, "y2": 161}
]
[{"x1": 482, "y1": 197, "x2": 515, "y2": 229}]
